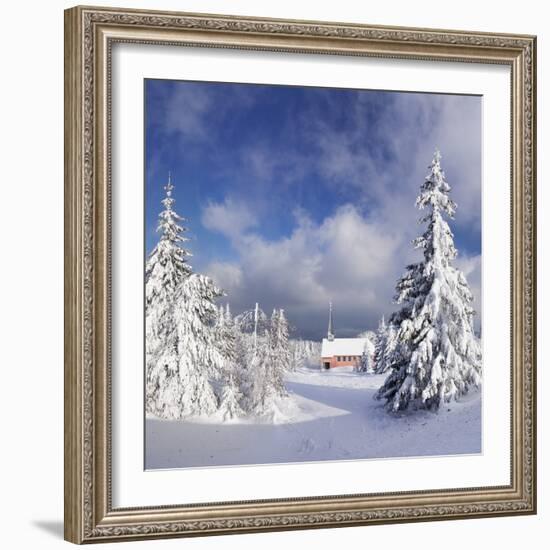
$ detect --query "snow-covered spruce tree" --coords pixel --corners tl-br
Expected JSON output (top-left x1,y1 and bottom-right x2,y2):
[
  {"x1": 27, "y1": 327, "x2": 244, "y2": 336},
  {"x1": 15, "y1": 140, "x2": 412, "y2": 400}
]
[
  {"x1": 376, "y1": 149, "x2": 482, "y2": 412},
  {"x1": 270, "y1": 309, "x2": 292, "y2": 373},
  {"x1": 146, "y1": 335, "x2": 183, "y2": 419},
  {"x1": 235, "y1": 304, "x2": 269, "y2": 339},
  {"x1": 359, "y1": 343, "x2": 375, "y2": 374},
  {"x1": 356, "y1": 331, "x2": 376, "y2": 373},
  {"x1": 156, "y1": 274, "x2": 225, "y2": 418},
  {"x1": 217, "y1": 304, "x2": 245, "y2": 420},
  {"x1": 289, "y1": 339, "x2": 322, "y2": 370},
  {"x1": 232, "y1": 310, "x2": 252, "y2": 377},
  {"x1": 373, "y1": 317, "x2": 389, "y2": 372},
  {"x1": 219, "y1": 378, "x2": 244, "y2": 420},
  {"x1": 146, "y1": 174, "x2": 192, "y2": 336},
  {"x1": 250, "y1": 310, "x2": 288, "y2": 414},
  {"x1": 145, "y1": 174, "x2": 192, "y2": 415},
  {"x1": 375, "y1": 322, "x2": 398, "y2": 374},
  {"x1": 234, "y1": 303, "x2": 268, "y2": 390}
]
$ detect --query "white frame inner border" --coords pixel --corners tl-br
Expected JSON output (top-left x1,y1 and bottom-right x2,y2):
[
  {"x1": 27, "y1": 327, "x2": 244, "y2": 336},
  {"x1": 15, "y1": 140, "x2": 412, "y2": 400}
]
[{"x1": 111, "y1": 43, "x2": 511, "y2": 508}]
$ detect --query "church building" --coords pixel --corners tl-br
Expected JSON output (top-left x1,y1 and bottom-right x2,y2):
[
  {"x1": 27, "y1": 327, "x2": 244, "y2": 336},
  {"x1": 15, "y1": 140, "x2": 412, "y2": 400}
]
[{"x1": 320, "y1": 303, "x2": 368, "y2": 369}]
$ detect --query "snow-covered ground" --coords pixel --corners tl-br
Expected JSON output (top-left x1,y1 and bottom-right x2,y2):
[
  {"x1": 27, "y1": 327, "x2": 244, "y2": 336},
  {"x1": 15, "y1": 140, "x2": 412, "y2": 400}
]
[{"x1": 146, "y1": 366, "x2": 481, "y2": 469}]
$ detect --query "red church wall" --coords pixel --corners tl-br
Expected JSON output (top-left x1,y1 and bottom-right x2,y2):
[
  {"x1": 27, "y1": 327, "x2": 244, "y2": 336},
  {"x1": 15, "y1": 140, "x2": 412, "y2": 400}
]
[{"x1": 321, "y1": 355, "x2": 361, "y2": 369}]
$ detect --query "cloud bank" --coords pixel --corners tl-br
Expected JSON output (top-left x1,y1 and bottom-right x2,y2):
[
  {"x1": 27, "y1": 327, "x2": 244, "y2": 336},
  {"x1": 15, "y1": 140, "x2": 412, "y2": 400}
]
[{"x1": 146, "y1": 81, "x2": 482, "y2": 339}]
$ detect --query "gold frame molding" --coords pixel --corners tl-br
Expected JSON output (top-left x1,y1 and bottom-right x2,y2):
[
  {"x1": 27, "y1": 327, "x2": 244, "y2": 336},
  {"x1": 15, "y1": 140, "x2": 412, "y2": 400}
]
[{"x1": 64, "y1": 5, "x2": 537, "y2": 544}]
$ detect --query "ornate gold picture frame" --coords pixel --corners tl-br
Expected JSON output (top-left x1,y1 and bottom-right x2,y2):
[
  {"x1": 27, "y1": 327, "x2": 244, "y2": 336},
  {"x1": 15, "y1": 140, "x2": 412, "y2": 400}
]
[{"x1": 64, "y1": 5, "x2": 536, "y2": 544}]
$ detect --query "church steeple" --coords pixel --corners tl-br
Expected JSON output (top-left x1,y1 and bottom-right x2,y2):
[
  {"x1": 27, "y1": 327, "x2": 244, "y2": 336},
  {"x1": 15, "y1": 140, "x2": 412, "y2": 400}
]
[{"x1": 327, "y1": 301, "x2": 334, "y2": 341}]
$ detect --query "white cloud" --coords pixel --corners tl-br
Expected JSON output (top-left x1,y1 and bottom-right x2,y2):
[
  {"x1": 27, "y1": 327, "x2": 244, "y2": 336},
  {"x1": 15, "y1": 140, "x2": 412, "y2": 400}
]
[
  {"x1": 155, "y1": 83, "x2": 259, "y2": 146},
  {"x1": 201, "y1": 198, "x2": 258, "y2": 240},
  {"x1": 162, "y1": 86, "x2": 213, "y2": 141},
  {"x1": 204, "y1": 200, "x2": 482, "y2": 340},
  {"x1": 207, "y1": 261, "x2": 243, "y2": 291},
  {"x1": 204, "y1": 205, "x2": 410, "y2": 339},
  {"x1": 185, "y1": 88, "x2": 482, "y2": 339},
  {"x1": 304, "y1": 92, "x2": 481, "y2": 231}
]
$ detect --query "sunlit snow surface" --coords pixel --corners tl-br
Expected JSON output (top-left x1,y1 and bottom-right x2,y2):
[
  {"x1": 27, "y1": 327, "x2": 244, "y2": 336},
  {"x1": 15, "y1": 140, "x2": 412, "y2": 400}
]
[{"x1": 145, "y1": 367, "x2": 481, "y2": 469}]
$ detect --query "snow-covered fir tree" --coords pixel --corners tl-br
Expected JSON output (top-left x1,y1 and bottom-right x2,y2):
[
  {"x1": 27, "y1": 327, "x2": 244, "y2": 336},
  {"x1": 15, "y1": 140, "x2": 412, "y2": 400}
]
[
  {"x1": 234, "y1": 303, "x2": 269, "y2": 398},
  {"x1": 235, "y1": 304, "x2": 269, "y2": 338},
  {"x1": 356, "y1": 330, "x2": 376, "y2": 373},
  {"x1": 358, "y1": 344, "x2": 375, "y2": 374},
  {"x1": 250, "y1": 310, "x2": 288, "y2": 414},
  {"x1": 376, "y1": 149, "x2": 482, "y2": 411},
  {"x1": 146, "y1": 173, "x2": 192, "y2": 334},
  {"x1": 223, "y1": 304, "x2": 246, "y2": 379},
  {"x1": 375, "y1": 322, "x2": 398, "y2": 374},
  {"x1": 152, "y1": 273, "x2": 226, "y2": 418},
  {"x1": 217, "y1": 304, "x2": 245, "y2": 419},
  {"x1": 373, "y1": 317, "x2": 389, "y2": 372},
  {"x1": 251, "y1": 349, "x2": 286, "y2": 415},
  {"x1": 214, "y1": 304, "x2": 231, "y2": 370},
  {"x1": 289, "y1": 339, "x2": 322, "y2": 370},
  {"x1": 146, "y1": 336, "x2": 183, "y2": 419},
  {"x1": 145, "y1": 173, "x2": 192, "y2": 414},
  {"x1": 234, "y1": 321, "x2": 252, "y2": 376},
  {"x1": 270, "y1": 309, "x2": 292, "y2": 372},
  {"x1": 177, "y1": 274, "x2": 227, "y2": 415},
  {"x1": 218, "y1": 378, "x2": 244, "y2": 420}
]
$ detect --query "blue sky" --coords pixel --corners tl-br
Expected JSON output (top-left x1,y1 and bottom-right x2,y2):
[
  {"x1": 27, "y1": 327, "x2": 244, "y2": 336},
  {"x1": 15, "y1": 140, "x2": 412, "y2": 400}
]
[{"x1": 145, "y1": 79, "x2": 482, "y2": 340}]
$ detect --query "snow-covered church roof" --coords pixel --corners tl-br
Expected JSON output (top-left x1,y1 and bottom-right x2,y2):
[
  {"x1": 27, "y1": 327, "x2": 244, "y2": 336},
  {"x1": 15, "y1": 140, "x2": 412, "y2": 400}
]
[{"x1": 321, "y1": 338, "x2": 369, "y2": 358}]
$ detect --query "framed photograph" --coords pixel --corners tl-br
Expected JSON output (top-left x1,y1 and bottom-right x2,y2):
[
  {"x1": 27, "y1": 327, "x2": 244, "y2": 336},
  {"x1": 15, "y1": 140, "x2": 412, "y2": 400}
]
[{"x1": 64, "y1": 5, "x2": 537, "y2": 544}]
